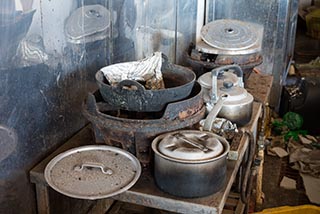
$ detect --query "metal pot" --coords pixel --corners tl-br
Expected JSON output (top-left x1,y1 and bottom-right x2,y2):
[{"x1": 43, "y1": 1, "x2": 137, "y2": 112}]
[
  {"x1": 203, "y1": 65, "x2": 254, "y2": 129},
  {"x1": 96, "y1": 58, "x2": 196, "y2": 112},
  {"x1": 151, "y1": 130, "x2": 230, "y2": 198}
]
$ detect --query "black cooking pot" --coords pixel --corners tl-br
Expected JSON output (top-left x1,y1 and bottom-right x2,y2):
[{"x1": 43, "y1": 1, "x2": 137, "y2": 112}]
[{"x1": 96, "y1": 59, "x2": 196, "y2": 112}]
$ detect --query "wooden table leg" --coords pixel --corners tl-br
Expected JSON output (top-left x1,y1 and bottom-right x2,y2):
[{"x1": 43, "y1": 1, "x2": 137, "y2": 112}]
[{"x1": 35, "y1": 184, "x2": 50, "y2": 214}]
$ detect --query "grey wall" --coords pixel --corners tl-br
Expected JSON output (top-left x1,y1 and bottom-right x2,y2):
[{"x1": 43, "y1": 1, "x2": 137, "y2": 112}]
[
  {"x1": 0, "y1": 63, "x2": 98, "y2": 213},
  {"x1": 0, "y1": 1, "x2": 109, "y2": 213},
  {"x1": 207, "y1": 0, "x2": 299, "y2": 109},
  {"x1": 0, "y1": 0, "x2": 297, "y2": 213},
  {"x1": 0, "y1": 0, "x2": 198, "y2": 213}
]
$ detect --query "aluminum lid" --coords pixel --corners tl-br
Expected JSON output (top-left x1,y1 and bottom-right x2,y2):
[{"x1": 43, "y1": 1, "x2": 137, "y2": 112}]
[
  {"x1": 200, "y1": 19, "x2": 258, "y2": 51},
  {"x1": 65, "y1": 5, "x2": 110, "y2": 43},
  {"x1": 156, "y1": 130, "x2": 225, "y2": 161},
  {"x1": 44, "y1": 145, "x2": 141, "y2": 200},
  {"x1": 198, "y1": 71, "x2": 239, "y2": 89}
]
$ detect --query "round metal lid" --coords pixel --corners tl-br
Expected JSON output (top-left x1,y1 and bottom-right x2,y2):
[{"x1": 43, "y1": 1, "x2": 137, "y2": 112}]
[
  {"x1": 65, "y1": 5, "x2": 110, "y2": 43},
  {"x1": 200, "y1": 19, "x2": 258, "y2": 51},
  {"x1": 44, "y1": 145, "x2": 141, "y2": 200},
  {"x1": 157, "y1": 131, "x2": 225, "y2": 161},
  {"x1": 198, "y1": 71, "x2": 239, "y2": 89}
]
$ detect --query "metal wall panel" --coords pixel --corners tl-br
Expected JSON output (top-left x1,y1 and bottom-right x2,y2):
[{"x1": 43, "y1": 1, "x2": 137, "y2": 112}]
[
  {"x1": 111, "y1": 0, "x2": 197, "y2": 64},
  {"x1": 206, "y1": 0, "x2": 299, "y2": 108},
  {"x1": 0, "y1": 0, "x2": 297, "y2": 212},
  {"x1": 0, "y1": 1, "x2": 111, "y2": 213},
  {"x1": 0, "y1": 0, "x2": 198, "y2": 213}
]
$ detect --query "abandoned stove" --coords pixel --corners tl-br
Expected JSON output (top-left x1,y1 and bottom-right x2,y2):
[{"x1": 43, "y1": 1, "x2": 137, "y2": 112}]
[
  {"x1": 44, "y1": 55, "x2": 206, "y2": 200},
  {"x1": 83, "y1": 56, "x2": 205, "y2": 167},
  {"x1": 186, "y1": 19, "x2": 264, "y2": 81}
]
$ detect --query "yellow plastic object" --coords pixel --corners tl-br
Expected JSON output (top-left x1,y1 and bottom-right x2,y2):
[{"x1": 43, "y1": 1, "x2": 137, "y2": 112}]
[
  {"x1": 255, "y1": 205, "x2": 320, "y2": 214},
  {"x1": 306, "y1": 9, "x2": 320, "y2": 39}
]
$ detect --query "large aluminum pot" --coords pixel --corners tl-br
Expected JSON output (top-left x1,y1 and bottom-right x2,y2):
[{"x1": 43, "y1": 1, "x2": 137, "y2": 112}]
[{"x1": 151, "y1": 130, "x2": 230, "y2": 198}]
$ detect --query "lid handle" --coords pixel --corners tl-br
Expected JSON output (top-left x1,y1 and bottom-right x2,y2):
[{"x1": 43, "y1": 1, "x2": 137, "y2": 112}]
[
  {"x1": 74, "y1": 163, "x2": 113, "y2": 175},
  {"x1": 173, "y1": 133, "x2": 209, "y2": 152}
]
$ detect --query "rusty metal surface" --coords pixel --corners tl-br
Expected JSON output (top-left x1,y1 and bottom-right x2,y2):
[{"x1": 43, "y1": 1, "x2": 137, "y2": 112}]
[
  {"x1": 96, "y1": 61, "x2": 196, "y2": 112},
  {"x1": 29, "y1": 103, "x2": 261, "y2": 214},
  {"x1": 111, "y1": 103, "x2": 261, "y2": 214},
  {"x1": 82, "y1": 82, "x2": 205, "y2": 167},
  {"x1": 111, "y1": 135, "x2": 250, "y2": 214},
  {"x1": 185, "y1": 47, "x2": 263, "y2": 79}
]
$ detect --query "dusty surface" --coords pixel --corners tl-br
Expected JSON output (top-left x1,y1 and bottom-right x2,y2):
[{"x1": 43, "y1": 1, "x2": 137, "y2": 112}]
[{"x1": 257, "y1": 155, "x2": 310, "y2": 211}]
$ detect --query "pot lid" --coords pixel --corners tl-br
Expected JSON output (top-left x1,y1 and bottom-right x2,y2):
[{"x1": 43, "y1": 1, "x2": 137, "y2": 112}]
[
  {"x1": 200, "y1": 19, "x2": 258, "y2": 51},
  {"x1": 44, "y1": 145, "x2": 141, "y2": 200},
  {"x1": 157, "y1": 131, "x2": 225, "y2": 161},
  {"x1": 217, "y1": 82, "x2": 253, "y2": 105},
  {"x1": 65, "y1": 5, "x2": 110, "y2": 43},
  {"x1": 198, "y1": 71, "x2": 238, "y2": 89}
]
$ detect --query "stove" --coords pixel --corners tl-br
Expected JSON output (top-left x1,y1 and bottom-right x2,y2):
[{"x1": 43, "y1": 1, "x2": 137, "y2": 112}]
[
  {"x1": 82, "y1": 82, "x2": 205, "y2": 167},
  {"x1": 186, "y1": 19, "x2": 264, "y2": 80}
]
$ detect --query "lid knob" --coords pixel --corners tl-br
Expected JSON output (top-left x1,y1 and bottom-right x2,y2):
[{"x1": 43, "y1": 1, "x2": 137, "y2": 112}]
[
  {"x1": 87, "y1": 9, "x2": 101, "y2": 18},
  {"x1": 223, "y1": 81, "x2": 234, "y2": 89}
]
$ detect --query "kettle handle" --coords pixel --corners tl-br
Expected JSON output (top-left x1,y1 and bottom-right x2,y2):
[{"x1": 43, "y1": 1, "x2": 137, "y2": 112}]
[{"x1": 211, "y1": 65, "x2": 244, "y2": 102}]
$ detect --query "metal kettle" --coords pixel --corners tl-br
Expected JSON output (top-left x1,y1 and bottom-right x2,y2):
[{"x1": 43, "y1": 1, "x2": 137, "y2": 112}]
[
  {"x1": 198, "y1": 66, "x2": 240, "y2": 103},
  {"x1": 203, "y1": 65, "x2": 254, "y2": 130}
]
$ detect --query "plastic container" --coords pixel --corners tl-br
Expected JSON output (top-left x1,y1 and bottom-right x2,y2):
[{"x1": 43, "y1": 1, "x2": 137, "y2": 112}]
[{"x1": 256, "y1": 205, "x2": 320, "y2": 214}]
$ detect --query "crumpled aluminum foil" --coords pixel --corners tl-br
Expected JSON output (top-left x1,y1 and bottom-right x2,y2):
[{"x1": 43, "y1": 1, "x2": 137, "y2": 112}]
[
  {"x1": 199, "y1": 117, "x2": 238, "y2": 134},
  {"x1": 100, "y1": 52, "x2": 165, "y2": 90}
]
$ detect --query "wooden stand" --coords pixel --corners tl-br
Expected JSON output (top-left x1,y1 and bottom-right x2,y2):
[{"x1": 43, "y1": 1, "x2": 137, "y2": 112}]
[
  {"x1": 29, "y1": 72, "x2": 274, "y2": 214},
  {"x1": 29, "y1": 102, "x2": 261, "y2": 214}
]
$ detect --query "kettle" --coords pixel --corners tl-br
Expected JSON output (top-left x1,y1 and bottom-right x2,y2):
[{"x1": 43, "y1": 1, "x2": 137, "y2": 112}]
[
  {"x1": 198, "y1": 66, "x2": 240, "y2": 103},
  {"x1": 203, "y1": 65, "x2": 254, "y2": 130}
]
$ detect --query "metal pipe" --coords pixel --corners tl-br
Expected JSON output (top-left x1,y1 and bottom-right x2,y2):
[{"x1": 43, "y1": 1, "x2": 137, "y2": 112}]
[{"x1": 196, "y1": 0, "x2": 205, "y2": 44}]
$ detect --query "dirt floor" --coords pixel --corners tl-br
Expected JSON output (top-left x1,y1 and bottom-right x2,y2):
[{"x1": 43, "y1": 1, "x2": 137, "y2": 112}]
[{"x1": 256, "y1": 154, "x2": 310, "y2": 211}]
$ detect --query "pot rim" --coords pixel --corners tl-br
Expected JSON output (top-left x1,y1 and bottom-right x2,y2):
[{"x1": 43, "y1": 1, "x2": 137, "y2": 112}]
[
  {"x1": 151, "y1": 130, "x2": 230, "y2": 164},
  {"x1": 96, "y1": 64, "x2": 196, "y2": 92}
]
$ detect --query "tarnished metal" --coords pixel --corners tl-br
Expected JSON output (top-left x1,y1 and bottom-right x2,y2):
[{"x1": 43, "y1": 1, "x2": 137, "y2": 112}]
[
  {"x1": 44, "y1": 145, "x2": 141, "y2": 200},
  {"x1": 96, "y1": 58, "x2": 196, "y2": 112},
  {"x1": 199, "y1": 19, "x2": 263, "y2": 54},
  {"x1": 82, "y1": 82, "x2": 205, "y2": 167},
  {"x1": 206, "y1": 65, "x2": 254, "y2": 127},
  {"x1": 186, "y1": 44, "x2": 263, "y2": 79},
  {"x1": 152, "y1": 130, "x2": 229, "y2": 198}
]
